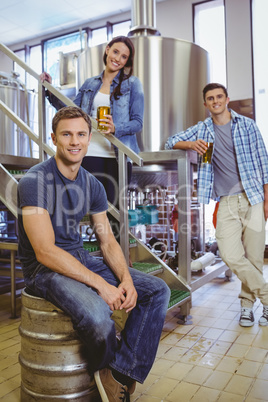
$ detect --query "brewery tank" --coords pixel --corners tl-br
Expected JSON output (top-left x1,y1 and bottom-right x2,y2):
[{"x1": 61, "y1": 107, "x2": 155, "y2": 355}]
[
  {"x1": 76, "y1": 0, "x2": 209, "y2": 152},
  {"x1": 0, "y1": 71, "x2": 36, "y2": 158}
]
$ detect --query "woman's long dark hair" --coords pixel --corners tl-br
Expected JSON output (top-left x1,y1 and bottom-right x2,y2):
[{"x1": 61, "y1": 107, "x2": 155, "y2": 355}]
[{"x1": 103, "y1": 36, "x2": 135, "y2": 101}]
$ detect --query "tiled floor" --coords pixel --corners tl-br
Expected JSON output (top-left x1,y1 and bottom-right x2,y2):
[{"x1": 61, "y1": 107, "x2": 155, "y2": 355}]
[{"x1": 0, "y1": 264, "x2": 268, "y2": 402}]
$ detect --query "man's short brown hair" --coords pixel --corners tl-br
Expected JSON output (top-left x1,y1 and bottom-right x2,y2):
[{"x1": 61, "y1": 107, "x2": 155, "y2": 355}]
[
  {"x1": 52, "y1": 106, "x2": 91, "y2": 134},
  {"x1": 203, "y1": 83, "x2": 228, "y2": 101}
]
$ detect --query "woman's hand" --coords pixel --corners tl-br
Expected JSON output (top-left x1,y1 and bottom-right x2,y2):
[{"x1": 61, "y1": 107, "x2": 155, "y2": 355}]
[
  {"x1": 40, "y1": 72, "x2": 52, "y2": 84},
  {"x1": 99, "y1": 114, "x2": 115, "y2": 134}
]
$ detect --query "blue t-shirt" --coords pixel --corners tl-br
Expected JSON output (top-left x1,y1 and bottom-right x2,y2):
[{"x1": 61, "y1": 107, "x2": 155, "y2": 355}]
[{"x1": 17, "y1": 157, "x2": 108, "y2": 276}]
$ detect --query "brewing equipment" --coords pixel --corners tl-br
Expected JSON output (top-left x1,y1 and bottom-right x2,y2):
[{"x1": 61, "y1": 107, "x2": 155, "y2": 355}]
[
  {"x1": 76, "y1": 0, "x2": 209, "y2": 152},
  {"x1": 0, "y1": 71, "x2": 36, "y2": 157},
  {"x1": 75, "y1": 0, "x2": 209, "y2": 257}
]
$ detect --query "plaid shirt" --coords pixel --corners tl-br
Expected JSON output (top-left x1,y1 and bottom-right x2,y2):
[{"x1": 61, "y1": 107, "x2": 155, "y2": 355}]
[{"x1": 165, "y1": 109, "x2": 268, "y2": 205}]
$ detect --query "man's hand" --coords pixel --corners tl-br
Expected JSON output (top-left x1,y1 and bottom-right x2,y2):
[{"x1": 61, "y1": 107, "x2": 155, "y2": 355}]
[
  {"x1": 190, "y1": 139, "x2": 208, "y2": 156},
  {"x1": 118, "y1": 278, "x2": 137, "y2": 313},
  {"x1": 264, "y1": 199, "x2": 268, "y2": 221},
  {"x1": 97, "y1": 282, "x2": 126, "y2": 311},
  {"x1": 263, "y1": 184, "x2": 268, "y2": 220},
  {"x1": 92, "y1": 211, "x2": 138, "y2": 312},
  {"x1": 97, "y1": 278, "x2": 137, "y2": 313}
]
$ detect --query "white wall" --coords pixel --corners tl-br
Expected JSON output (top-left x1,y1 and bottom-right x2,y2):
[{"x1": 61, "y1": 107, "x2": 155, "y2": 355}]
[
  {"x1": 156, "y1": 0, "x2": 194, "y2": 41},
  {"x1": 0, "y1": 0, "x2": 253, "y2": 102},
  {"x1": 155, "y1": 0, "x2": 253, "y2": 101}
]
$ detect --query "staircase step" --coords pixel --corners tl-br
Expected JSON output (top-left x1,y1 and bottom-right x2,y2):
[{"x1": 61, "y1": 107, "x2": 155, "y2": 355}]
[
  {"x1": 82, "y1": 244, "x2": 190, "y2": 311},
  {"x1": 82, "y1": 238, "x2": 137, "y2": 251},
  {"x1": 8, "y1": 169, "x2": 26, "y2": 179},
  {"x1": 83, "y1": 241, "x2": 100, "y2": 252},
  {"x1": 132, "y1": 262, "x2": 163, "y2": 274},
  {"x1": 168, "y1": 289, "x2": 190, "y2": 309}
]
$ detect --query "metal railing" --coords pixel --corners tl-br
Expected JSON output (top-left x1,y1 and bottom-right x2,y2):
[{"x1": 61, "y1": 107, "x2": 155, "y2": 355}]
[{"x1": 0, "y1": 42, "x2": 143, "y2": 259}]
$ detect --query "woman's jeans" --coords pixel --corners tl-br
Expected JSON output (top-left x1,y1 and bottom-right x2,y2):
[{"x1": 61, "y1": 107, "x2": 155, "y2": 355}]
[{"x1": 23, "y1": 248, "x2": 171, "y2": 383}]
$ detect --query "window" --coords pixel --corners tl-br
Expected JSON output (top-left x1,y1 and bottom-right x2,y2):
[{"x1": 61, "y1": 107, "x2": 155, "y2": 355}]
[
  {"x1": 194, "y1": 0, "x2": 227, "y2": 242},
  {"x1": 112, "y1": 20, "x2": 131, "y2": 37},
  {"x1": 28, "y1": 45, "x2": 42, "y2": 91},
  {"x1": 252, "y1": 0, "x2": 268, "y2": 244},
  {"x1": 14, "y1": 49, "x2": 26, "y2": 84},
  {"x1": 44, "y1": 31, "x2": 86, "y2": 87},
  {"x1": 252, "y1": 0, "x2": 268, "y2": 150},
  {"x1": 91, "y1": 27, "x2": 108, "y2": 47},
  {"x1": 194, "y1": 0, "x2": 226, "y2": 85}
]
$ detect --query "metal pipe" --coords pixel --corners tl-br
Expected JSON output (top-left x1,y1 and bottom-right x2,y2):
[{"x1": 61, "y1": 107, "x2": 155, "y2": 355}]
[{"x1": 128, "y1": 0, "x2": 160, "y2": 36}]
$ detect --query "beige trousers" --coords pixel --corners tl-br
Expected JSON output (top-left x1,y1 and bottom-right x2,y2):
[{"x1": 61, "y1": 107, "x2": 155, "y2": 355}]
[{"x1": 216, "y1": 192, "x2": 268, "y2": 308}]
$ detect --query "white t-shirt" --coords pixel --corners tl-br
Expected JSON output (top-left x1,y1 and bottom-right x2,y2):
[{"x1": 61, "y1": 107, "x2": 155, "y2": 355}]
[{"x1": 86, "y1": 92, "x2": 115, "y2": 158}]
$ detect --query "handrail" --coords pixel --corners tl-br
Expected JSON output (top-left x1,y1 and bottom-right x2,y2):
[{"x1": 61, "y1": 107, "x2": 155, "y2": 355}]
[
  {"x1": 0, "y1": 41, "x2": 142, "y2": 258},
  {"x1": 0, "y1": 100, "x2": 54, "y2": 157},
  {"x1": 0, "y1": 42, "x2": 143, "y2": 167},
  {"x1": 41, "y1": 82, "x2": 143, "y2": 166},
  {"x1": 0, "y1": 164, "x2": 18, "y2": 218}
]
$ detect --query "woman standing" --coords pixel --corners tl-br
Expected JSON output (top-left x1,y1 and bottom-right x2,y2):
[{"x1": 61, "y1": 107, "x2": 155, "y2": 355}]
[{"x1": 40, "y1": 36, "x2": 144, "y2": 213}]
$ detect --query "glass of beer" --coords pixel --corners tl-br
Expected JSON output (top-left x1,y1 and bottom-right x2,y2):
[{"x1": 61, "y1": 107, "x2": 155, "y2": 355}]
[
  {"x1": 202, "y1": 142, "x2": 213, "y2": 164},
  {"x1": 97, "y1": 106, "x2": 110, "y2": 132}
]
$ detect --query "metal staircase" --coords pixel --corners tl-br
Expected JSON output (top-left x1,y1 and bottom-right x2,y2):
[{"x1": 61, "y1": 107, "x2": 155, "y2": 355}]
[{"x1": 0, "y1": 42, "x2": 191, "y2": 319}]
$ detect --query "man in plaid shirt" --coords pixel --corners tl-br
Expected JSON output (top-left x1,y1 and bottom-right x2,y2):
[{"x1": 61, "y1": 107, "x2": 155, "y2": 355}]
[{"x1": 165, "y1": 83, "x2": 268, "y2": 327}]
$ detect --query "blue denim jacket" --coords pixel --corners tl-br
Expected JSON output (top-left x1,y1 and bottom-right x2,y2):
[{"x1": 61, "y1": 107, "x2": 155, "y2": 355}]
[{"x1": 48, "y1": 71, "x2": 144, "y2": 155}]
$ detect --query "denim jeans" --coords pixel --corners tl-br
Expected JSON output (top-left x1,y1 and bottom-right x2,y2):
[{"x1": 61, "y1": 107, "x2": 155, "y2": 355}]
[{"x1": 23, "y1": 248, "x2": 171, "y2": 383}]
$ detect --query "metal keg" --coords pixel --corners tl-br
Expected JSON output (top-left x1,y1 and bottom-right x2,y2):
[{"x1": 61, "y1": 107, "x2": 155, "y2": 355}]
[{"x1": 19, "y1": 289, "x2": 100, "y2": 402}]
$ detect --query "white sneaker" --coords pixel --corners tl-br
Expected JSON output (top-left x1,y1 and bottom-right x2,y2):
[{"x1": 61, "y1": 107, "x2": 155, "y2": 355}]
[
  {"x1": 259, "y1": 305, "x2": 268, "y2": 326},
  {"x1": 239, "y1": 307, "x2": 254, "y2": 327}
]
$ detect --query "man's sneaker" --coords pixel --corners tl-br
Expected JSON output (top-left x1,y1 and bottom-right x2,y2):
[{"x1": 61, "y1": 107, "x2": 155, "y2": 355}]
[
  {"x1": 94, "y1": 368, "x2": 130, "y2": 402},
  {"x1": 239, "y1": 307, "x2": 254, "y2": 327},
  {"x1": 259, "y1": 305, "x2": 268, "y2": 326}
]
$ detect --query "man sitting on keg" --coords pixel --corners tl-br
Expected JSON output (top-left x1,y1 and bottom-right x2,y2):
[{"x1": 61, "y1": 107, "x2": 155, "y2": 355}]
[{"x1": 17, "y1": 106, "x2": 170, "y2": 401}]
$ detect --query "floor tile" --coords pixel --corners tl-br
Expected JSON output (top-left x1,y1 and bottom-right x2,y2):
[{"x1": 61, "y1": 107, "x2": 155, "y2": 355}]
[
  {"x1": 207, "y1": 340, "x2": 232, "y2": 355},
  {"x1": 245, "y1": 346, "x2": 268, "y2": 362},
  {"x1": 164, "y1": 361, "x2": 193, "y2": 380},
  {"x1": 216, "y1": 356, "x2": 242, "y2": 373},
  {"x1": 165, "y1": 381, "x2": 199, "y2": 402},
  {"x1": 190, "y1": 386, "x2": 221, "y2": 402},
  {"x1": 144, "y1": 377, "x2": 178, "y2": 399},
  {"x1": 196, "y1": 352, "x2": 223, "y2": 369},
  {"x1": 203, "y1": 370, "x2": 233, "y2": 391},
  {"x1": 217, "y1": 391, "x2": 245, "y2": 401},
  {"x1": 183, "y1": 366, "x2": 213, "y2": 385},
  {"x1": 256, "y1": 363, "x2": 268, "y2": 380},
  {"x1": 235, "y1": 359, "x2": 262, "y2": 378},
  {"x1": 246, "y1": 378, "x2": 268, "y2": 401},
  {"x1": 226, "y1": 343, "x2": 250, "y2": 358},
  {"x1": 1, "y1": 264, "x2": 268, "y2": 401},
  {"x1": 224, "y1": 374, "x2": 254, "y2": 396}
]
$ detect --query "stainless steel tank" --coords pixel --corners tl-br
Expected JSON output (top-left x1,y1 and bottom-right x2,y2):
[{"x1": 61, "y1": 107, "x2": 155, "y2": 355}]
[
  {"x1": 0, "y1": 72, "x2": 36, "y2": 157},
  {"x1": 76, "y1": 0, "x2": 209, "y2": 152}
]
